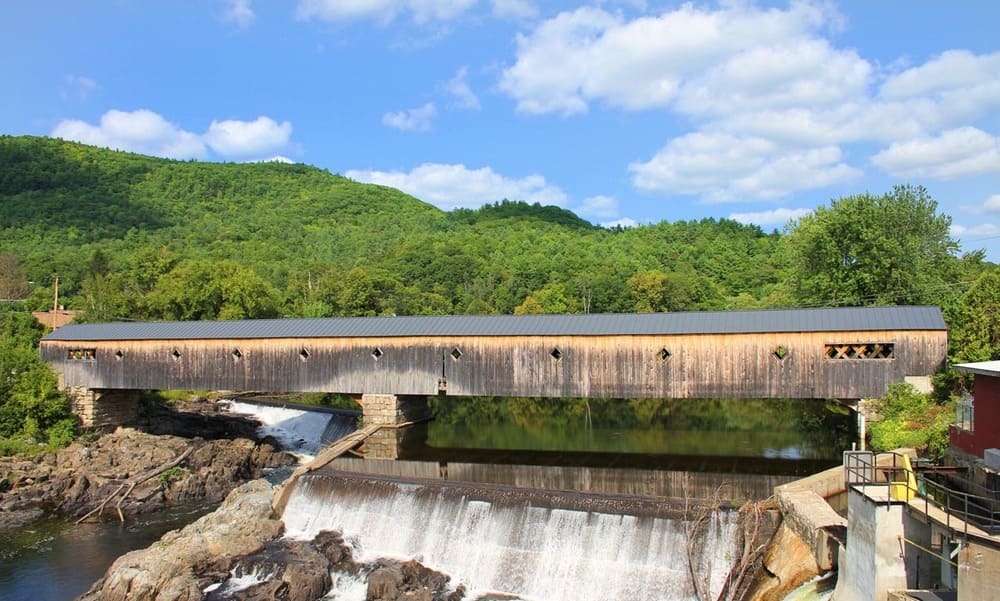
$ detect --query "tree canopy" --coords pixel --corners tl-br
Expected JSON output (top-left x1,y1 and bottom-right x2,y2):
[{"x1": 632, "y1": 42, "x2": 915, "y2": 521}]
[{"x1": 786, "y1": 185, "x2": 962, "y2": 307}]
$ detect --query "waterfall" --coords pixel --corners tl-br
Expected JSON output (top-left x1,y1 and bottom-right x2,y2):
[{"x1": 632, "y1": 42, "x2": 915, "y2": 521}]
[
  {"x1": 220, "y1": 400, "x2": 358, "y2": 456},
  {"x1": 282, "y1": 472, "x2": 739, "y2": 601}
]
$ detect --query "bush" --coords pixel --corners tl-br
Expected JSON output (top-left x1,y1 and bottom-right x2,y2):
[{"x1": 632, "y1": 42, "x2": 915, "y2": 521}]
[{"x1": 868, "y1": 382, "x2": 954, "y2": 460}]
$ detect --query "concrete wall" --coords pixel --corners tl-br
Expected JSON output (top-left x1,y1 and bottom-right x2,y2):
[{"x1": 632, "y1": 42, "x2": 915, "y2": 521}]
[
  {"x1": 832, "y1": 489, "x2": 908, "y2": 601},
  {"x1": 958, "y1": 539, "x2": 1000, "y2": 601},
  {"x1": 774, "y1": 465, "x2": 848, "y2": 571},
  {"x1": 327, "y1": 457, "x2": 793, "y2": 502}
]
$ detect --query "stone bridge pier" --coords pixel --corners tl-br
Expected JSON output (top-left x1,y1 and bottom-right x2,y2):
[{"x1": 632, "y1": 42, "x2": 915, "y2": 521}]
[
  {"x1": 64, "y1": 386, "x2": 140, "y2": 429},
  {"x1": 356, "y1": 394, "x2": 431, "y2": 459}
]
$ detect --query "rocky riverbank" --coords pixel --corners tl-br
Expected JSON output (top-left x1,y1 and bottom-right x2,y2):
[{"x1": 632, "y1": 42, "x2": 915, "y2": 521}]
[
  {"x1": 79, "y1": 479, "x2": 466, "y2": 601},
  {"x1": 2, "y1": 398, "x2": 467, "y2": 601},
  {"x1": 0, "y1": 398, "x2": 295, "y2": 531}
]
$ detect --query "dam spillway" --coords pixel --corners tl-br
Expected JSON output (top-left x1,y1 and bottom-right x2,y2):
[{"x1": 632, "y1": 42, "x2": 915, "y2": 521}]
[{"x1": 282, "y1": 471, "x2": 743, "y2": 601}]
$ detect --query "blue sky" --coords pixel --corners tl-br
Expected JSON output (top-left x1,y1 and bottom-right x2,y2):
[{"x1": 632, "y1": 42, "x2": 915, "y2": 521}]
[{"x1": 3, "y1": 1, "x2": 1000, "y2": 260}]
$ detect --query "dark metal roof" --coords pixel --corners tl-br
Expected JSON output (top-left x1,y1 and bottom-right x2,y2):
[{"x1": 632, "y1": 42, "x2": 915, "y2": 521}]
[{"x1": 41, "y1": 306, "x2": 946, "y2": 342}]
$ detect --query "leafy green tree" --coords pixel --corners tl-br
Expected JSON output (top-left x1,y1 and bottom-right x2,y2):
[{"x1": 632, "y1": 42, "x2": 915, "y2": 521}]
[
  {"x1": 868, "y1": 382, "x2": 953, "y2": 460},
  {"x1": 0, "y1": 308, "x2": 73, "y2": 452},
  {"x1": 0, "y1": 252, "x2": 32, "y2": 300},
  {"x1": 948, "y1": 270, "x2": 1000, "y2": 362},
  {"x1": 787, "y1": 185, "x2": 960, "y2": 306},
  {"x1": 146, "y1": 260, "x2": 279, "y2": 320}
]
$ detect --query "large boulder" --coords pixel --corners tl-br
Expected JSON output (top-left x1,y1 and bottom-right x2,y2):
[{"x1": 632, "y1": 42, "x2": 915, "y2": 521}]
[{"x1": 78, "y1": 479, "x2": 283, "y2": 601}]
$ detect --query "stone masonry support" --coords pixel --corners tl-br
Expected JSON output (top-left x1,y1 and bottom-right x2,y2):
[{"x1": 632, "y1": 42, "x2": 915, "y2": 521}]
[
  {"x1": 65, "y1": 386, "x2": 140, "y2": 429},
  {"x1": 358, "y1": 394, "x2": 430, "y2": 460}
]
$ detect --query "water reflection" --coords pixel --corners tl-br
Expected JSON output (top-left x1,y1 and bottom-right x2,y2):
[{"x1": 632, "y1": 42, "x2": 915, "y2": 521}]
[{"x1": 426, "y1": 397, "x2": 854, "y2": 461}]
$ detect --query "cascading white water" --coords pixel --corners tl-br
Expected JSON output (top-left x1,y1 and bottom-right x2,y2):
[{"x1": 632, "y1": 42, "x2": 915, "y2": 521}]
[
  {"x1": 219, "y1": 400, "x2": 357, "y2": 456},
  {"x1": 282, "y1": 473, "x2": 740, "y2": 601}
]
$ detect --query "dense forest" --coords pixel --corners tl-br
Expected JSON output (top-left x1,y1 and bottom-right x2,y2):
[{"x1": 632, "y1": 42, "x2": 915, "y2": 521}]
[{"x1": 1, "y1": 134, "x2": 999, "y2": 454}]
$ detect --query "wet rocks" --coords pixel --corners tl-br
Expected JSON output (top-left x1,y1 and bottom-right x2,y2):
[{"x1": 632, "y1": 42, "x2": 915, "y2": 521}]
[
  {"x1": 78, "y1": 478, "x2": 465, "y2": 601},
  {"x1": 78, "y1": 479, "x2": 284, "y2": 601}
]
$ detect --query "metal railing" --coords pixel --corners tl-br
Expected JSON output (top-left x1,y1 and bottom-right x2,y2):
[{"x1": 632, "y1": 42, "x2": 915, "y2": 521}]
[{"x1": 844, "y1": 450, "x2": 1000, "y2": 539}]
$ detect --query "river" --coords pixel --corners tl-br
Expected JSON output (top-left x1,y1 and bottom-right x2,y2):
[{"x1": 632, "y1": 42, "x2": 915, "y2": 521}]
[{"x1": 0, "y1": 397, "x2": 851, "y2": 600}]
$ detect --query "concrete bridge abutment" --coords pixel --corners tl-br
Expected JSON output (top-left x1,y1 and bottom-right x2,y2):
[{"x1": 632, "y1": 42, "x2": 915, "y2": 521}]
[{"x1": 357, "y1": 393, "x2": 431, "y2": 459}]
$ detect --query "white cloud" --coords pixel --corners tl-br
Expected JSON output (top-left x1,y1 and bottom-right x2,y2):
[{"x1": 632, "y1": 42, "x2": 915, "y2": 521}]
[
  {"x1": 61, "y1": 75, "x2": 98, "y2": 101},
  {"x1": 444, "y1": 68, "x2": 480, "y2": 110},
  {"x1": 382, "y1": 103, "x2": 437, "y2": 132},
  {"x1": 675, "y1": 38, "x2": 871, "y2": 117},
  {"x1": 952, "y1": 223, "x2": 1000, "y2": 238},
  {"x1": 492, "y1": 0, "x2": 537, "y2": 20},
  {"x1": 51, "y1": 109, "x2": 207, "y2": 159},
  {"x1": 962, "y1": 194, "x2": 1000, "y2": 215},
  {"x1": 51, "y1": 110, "x2": 294, "y2": 160},
  {"x1": 871, "y1": 127, "x2": 1000, "y2": 180},
  {"x1": 223, "y1": 0, "x2": 255, "y2": 28},
  {"x1": 498, "y1": 3, "x2": 1000, "y2": 204},
  {"x1": 296, "y1": 0, "x2": 475, "y2": 24},
  {"x1": 629, "y1": 132, "x2": 861, "y2": 202},
  {"x1": 880, "y1": 50, "x2": 1000, "y2": 101},
  {"x1": 499, "y1": 2, "x2": 838, "y2": 116},
  {"x1": 204, "y1": 116, "x2": 293, "y2": 157},
  {"x1": 576, "y1": 194, "x2": 618, "y2": 219},
  {"x1": 345, "y1": 163, "x2": 568, "y2": 210},
  {"x1": 602, "y1": 217, "x2": 638, "y2": 229},
  {"x1": 729, "y1": 208, "x2": 812, "y2": 227}
]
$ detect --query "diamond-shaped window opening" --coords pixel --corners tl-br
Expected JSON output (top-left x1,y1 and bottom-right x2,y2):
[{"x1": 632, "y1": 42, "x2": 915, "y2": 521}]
[
  {"x1": 299, "y1": 347, "x2": 311, "y2": 361},
  {"x1": 658, "y1": 347, "x2": 672, "y2": 362},
  {"x1": 170, "y1": 348, "x2": 182, "y2": 360},
  {"x1": 450, "y1": 347, "x2": 463, "y2": 360},
  {"x1": 371, "y1": 347, "x2": 383, "y2": 360},
  {"x1": 550, "y1": 347, "x2": 563, "y2": 361},
  {"x1": 114, "y1": 349, "x2": 124, "y2": 361},
  {"x1": 231, "y1": 348, "x2": 243, "y2": 362},
  {"x1": 773, "y1": 346, "x2": 789, "y2": 361}
]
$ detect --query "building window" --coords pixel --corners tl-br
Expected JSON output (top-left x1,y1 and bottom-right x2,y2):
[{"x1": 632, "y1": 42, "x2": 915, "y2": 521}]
[
  {"x1": 371, "y1": 347, "x2": 383, "y2": 360},
  {"x1": 825, "y1": 343, "x2": 895, "y2": 360},
  {"x1": 67, "y1": 348, "x2": 96, "y2": 361},
  {"x1": 550, "y1": 347, "x2": 563, "y2": 361},
  {"x1": 773, "y1": 346, "x2": 789, "y2": 361},
  {"x1": 299, "y1": 348, "x2": 311, "y2": 361},
  {"x1": 955, "y1": 394, "x2": 974, "y2": 432}
]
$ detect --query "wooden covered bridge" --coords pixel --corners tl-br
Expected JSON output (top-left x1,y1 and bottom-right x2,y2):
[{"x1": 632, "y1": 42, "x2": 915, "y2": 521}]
[{"x1": 41, "y1": 305, "x2": 948, "y2": 436}]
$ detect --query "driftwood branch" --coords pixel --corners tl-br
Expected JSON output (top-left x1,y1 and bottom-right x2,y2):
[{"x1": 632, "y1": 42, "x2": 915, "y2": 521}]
[{"x1": 76, "y1": 445, "x2": 194, "y2": 524}]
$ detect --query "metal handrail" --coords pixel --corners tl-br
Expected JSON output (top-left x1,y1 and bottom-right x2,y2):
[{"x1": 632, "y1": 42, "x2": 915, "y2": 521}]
[{"x1": 843, "y1": 450, "x2": 1000, "y2": 538}]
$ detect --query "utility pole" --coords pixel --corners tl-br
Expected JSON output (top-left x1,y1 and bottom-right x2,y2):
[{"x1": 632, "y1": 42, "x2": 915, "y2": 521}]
[{"x1": 51, "y1": 275, "x2": 59, "y2": 330}]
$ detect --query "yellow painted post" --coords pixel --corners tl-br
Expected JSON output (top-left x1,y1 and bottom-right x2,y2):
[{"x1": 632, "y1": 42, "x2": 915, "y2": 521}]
[{"x1": 889, "y1": 454, "x2": 917, "y2": 502}]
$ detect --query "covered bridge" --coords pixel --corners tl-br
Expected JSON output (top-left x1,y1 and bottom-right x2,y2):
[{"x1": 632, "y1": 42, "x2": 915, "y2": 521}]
[{"x1": 41, "y1": 306, "x2": 947, "y2": 429}]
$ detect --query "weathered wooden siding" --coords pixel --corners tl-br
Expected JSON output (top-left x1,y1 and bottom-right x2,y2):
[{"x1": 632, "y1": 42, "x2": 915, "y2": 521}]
[{"x1": 41, "y1": 328, "x2": 947, "y2": 400}]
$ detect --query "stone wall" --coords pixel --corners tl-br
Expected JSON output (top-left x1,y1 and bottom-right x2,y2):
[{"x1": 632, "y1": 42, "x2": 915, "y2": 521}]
[
  {"x1": 357, "y1": 395, "x2": 430, "y2": 459},
  {"x1": 65, "y1": 386, "x2": 139, "y2": 429}
]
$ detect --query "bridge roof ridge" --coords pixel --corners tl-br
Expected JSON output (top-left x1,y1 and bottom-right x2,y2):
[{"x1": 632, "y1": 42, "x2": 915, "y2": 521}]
[{"x1": 41, "y1": 306, "x2": 946, "y2": 342}]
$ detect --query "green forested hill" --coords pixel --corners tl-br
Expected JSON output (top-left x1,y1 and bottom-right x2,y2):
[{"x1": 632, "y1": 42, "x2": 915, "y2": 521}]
[
  {"x1": 0, "y1": 135, "x2": 793, "y2": 320},
  {"x1": 1, "y1": 134, "x2": 996, "y2": 347}
]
